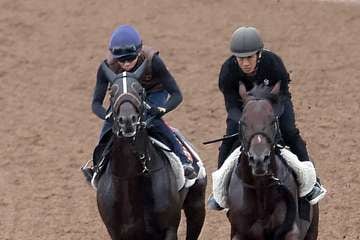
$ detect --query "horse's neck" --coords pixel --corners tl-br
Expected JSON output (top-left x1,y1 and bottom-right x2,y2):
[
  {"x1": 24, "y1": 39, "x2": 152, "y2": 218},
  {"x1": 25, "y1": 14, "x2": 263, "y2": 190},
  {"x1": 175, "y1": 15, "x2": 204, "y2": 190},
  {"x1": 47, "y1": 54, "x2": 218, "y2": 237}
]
[
  {"x1": 111, "y1": 136, "x2": 144, "y2": 177},
  {"x1": 272, "y1": 153, "x2": 294, "y2": 182},
  {"x1": 237, "y1": 153, "x2": 254, "y2": 184},
  {"x1": 107, "y1": 137, "x2": 146, "y2": 229},
  {"x1": 237, "y1": 152, "x2": 282, "y2": 220}
]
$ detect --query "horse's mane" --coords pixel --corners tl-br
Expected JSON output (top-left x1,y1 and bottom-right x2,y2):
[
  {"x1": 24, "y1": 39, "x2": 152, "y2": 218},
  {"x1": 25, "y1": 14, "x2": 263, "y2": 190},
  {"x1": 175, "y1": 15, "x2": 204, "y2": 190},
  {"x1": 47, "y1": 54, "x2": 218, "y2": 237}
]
[
  {"x1": 248, "y1": 84, "x2": 283, "y2": 115},
  {"x1": 248, "y1": 84, "x2": 279, "y2": 105}
]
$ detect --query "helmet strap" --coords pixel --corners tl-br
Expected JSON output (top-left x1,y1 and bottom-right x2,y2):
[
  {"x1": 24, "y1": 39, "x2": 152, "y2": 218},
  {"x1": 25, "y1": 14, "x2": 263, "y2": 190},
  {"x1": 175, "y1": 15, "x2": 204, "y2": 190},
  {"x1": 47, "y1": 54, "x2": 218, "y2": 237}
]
[{"x1": 254, "y1": 49, "x2": 263, "y2": 72}]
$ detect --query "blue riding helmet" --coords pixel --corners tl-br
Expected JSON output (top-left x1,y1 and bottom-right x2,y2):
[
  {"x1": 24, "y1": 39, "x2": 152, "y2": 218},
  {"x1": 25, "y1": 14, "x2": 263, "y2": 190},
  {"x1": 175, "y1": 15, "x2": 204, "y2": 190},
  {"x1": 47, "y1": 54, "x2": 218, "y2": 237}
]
[{"x1": 108, "y1": 25, "x2": 142, "y2": 59}]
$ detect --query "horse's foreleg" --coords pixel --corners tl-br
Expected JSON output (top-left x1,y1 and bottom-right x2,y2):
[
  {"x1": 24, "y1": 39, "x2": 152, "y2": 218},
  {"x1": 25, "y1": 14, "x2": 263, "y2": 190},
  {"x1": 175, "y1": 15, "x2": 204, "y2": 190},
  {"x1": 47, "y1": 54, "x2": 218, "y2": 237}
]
[
  {"x1": 284, "y1": 223, "x2": 300, "y2": 240},
  {"x1": 230, "y1": 231, "x2": 244, "y2": 240},
  {"x1": 183, "y1": 203, "x2": 205, "y2": 240},
  {"x1": 164, "y1": 227, "x2": 178, "y2": 240},
  {"x1": 183, "y1": 177, "x2": 207, "y2": 240},
  {"x1": 230, "y1": 224, "x2": 249, "y2": 240},
  {"x1": 304, "y1": 204, "x2": 319, "y2": 240}
]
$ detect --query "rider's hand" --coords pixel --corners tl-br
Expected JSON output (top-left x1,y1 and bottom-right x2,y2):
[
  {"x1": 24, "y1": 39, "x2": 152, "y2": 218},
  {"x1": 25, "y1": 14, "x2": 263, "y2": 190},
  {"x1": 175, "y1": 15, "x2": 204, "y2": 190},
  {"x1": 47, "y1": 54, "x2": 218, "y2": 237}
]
[
  {"x1": 105, "y1": 111, "x2": 112, "y2": 120},
  {"x1": 148, "y1": 107, "x2": 166, "y2": 117}
]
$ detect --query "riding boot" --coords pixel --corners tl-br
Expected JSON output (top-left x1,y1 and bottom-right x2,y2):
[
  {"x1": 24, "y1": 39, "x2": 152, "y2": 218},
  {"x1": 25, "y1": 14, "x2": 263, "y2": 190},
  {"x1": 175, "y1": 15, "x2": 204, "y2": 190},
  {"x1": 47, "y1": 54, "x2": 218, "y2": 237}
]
[
  {"x1": 179, "y1": 155, "x2": 197, "y2": 180},
  {"x1": 81, "y1": 164, "x2": 94, "y2": 182},
  {"x1": 81, "y1": 154, "x2": 96, "y2": 183},
  {"x1": 81, "y1": 148, "x2": 102, "y2": 182},
  {"x1": 81, "y1": 136, "x2": 113, "y2": 183},
  {"x1": 284, "y1": 137, "x2": 327, "y2": 205},
  {"x1": 303, "y1": 178, "x2": 327, "y2": 205}
]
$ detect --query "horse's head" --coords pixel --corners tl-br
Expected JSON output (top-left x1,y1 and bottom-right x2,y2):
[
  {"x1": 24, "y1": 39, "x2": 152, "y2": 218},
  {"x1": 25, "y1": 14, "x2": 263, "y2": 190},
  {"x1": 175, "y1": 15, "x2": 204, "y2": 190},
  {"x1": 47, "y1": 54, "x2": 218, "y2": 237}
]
[
  {"x1": 101, "y1": 60, "x2": 147, "y2": 138},
  {"x1": 239, "y1": 83, "x2": 281, "y2": 176}
]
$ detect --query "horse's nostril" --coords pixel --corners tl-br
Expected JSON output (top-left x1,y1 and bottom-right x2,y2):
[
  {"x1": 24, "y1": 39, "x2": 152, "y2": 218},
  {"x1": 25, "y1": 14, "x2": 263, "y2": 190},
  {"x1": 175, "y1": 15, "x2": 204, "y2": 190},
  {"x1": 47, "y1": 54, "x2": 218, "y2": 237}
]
[
  {"x1": 131, "y1": 115, "x2": 137, "y2": 123},
  {"x1": 119, "y1": 117, "x2": 124, "y2": 125}
]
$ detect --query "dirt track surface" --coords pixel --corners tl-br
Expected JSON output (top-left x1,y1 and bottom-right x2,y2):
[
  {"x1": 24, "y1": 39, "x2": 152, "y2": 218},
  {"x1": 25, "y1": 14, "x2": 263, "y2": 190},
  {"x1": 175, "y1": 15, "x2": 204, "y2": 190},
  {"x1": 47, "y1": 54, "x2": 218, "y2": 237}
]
[{"x1": 1, "y1": 0, "x2": 360, "y2": 239}]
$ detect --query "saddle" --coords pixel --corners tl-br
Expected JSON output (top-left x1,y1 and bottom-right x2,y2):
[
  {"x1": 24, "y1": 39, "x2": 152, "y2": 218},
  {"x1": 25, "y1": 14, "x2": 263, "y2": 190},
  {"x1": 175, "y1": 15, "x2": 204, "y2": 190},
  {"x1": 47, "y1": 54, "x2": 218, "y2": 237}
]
[
  {"x1": 212, "y1": 145, "x2": 313, "y2": 221},
  {"x1": 91, "y1": 127, "x2": 204, "y2": 190}
]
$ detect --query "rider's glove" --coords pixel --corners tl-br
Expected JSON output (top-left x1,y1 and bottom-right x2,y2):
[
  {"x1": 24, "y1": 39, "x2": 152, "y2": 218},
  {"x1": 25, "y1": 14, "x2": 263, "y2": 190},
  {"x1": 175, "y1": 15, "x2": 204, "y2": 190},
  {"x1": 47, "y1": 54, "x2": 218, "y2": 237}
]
[{"x1": 148, "y1": 107, "x2": 167, "y2": 118}]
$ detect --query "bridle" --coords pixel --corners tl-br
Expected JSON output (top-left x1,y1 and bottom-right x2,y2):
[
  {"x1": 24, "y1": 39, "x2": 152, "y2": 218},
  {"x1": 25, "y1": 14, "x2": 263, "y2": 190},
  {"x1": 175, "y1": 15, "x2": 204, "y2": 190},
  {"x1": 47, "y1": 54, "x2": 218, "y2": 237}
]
[
  {"x1": 110, "y1": 85, "x2": 145, "y2": 138},
  {"x1": 101, "y1": 60, "x2": 161, "y2": 178},
  {"x1": 239, "y1": 99, "x2": 280, "y2": 154}
]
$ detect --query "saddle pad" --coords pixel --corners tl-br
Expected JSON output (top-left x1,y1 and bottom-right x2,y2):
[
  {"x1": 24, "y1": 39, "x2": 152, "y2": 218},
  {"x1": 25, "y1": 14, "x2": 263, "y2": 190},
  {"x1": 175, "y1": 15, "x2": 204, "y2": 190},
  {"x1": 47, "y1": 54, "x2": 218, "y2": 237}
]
[
  {"x1": 279, "y1": 148, "x2": 316, "y2": 197},
  {"x1": 150, "y1": 137, "x2": 206, "y2": 191},
  {"x1": 171, "y1": 127, "x2": 202, "y2": 163},
  {"x1": 212, "y1": 147, "x2": 241, "y2": 209}
]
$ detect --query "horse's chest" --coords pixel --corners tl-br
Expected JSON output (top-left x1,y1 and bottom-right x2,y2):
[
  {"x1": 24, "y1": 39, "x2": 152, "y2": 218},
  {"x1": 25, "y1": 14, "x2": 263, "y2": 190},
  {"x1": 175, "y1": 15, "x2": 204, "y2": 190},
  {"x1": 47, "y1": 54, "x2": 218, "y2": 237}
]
[{"x1": 228, "y1": 183, "x2": 287, "y2": 232}]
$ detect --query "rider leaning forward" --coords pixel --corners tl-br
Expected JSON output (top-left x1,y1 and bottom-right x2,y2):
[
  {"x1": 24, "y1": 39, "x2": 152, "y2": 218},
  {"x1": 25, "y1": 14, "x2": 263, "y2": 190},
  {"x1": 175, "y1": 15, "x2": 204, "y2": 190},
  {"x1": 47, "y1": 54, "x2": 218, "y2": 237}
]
[
  {"x1": 82, "y1": 25, "x2": 197, "y2": 180},
  {"x1": 208, "y1": 26, "x2": 327, "y2": 210}
]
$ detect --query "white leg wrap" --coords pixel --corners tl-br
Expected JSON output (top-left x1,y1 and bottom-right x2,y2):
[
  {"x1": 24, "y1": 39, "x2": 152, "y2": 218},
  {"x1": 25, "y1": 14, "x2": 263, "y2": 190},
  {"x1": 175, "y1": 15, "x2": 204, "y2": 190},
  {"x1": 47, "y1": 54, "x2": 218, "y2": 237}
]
[
  {"x1": 212, "y1": 147, "x2": 241, "y2": 208},
  {"x1": 280, "y1": 148, "x2": 316, "y2": 197}
]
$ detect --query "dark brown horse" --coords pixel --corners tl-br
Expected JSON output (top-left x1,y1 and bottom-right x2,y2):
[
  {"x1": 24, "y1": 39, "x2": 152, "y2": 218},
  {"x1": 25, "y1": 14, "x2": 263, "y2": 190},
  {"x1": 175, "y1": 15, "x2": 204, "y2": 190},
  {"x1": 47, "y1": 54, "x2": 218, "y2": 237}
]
[
  {"x1": 227, "y1": 84, "x2": 319, "y2": 240},
  {"x1": 95, "y1": 60, "x2": 207, "y2": 240}
]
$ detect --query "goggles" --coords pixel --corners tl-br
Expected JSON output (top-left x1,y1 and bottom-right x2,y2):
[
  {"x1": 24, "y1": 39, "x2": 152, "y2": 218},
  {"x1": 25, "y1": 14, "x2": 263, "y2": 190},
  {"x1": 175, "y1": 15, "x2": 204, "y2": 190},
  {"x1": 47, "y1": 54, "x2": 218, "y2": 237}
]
[
  {"x1": 115, "y1": 54, "x2": 138, "y2": 63},
  {"x1": 110, "y1": 44, "x2": 140, "y2": 57}
]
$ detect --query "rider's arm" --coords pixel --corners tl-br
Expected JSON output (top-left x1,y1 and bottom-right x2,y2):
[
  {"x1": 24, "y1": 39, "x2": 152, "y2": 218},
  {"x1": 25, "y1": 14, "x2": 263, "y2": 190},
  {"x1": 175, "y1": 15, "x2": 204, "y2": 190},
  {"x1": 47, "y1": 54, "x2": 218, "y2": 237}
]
[
  {"x1": 219, "y1": 59, "x2": 243, "y2": 121},
  {"x1": 268, "y1": 52, "x2": 291, "y2": 97},
  {"x1": 151, "y1": 55, "x2": 183, "y2": 113},
  {"x1": 91, "y1": 63, "x2": 109, "y2": 120}
]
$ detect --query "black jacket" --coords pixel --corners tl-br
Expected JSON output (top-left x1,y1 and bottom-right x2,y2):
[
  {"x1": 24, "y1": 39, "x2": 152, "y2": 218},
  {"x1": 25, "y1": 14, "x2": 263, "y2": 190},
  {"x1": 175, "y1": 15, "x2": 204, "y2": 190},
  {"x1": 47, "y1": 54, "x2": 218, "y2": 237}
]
[
  {"x1": 92, "y1": 54, "x2": 182, "y2": 120},
  {"x1": 218, "y1": 50, "x2": 291, "y2": 121}
]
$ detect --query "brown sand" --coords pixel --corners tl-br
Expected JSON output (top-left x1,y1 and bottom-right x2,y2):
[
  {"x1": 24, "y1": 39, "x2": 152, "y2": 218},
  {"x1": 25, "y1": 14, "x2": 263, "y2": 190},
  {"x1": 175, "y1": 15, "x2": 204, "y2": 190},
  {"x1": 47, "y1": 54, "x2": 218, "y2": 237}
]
[{"x1": 1, "y1": 0, "x2": 359, "y2": 239}]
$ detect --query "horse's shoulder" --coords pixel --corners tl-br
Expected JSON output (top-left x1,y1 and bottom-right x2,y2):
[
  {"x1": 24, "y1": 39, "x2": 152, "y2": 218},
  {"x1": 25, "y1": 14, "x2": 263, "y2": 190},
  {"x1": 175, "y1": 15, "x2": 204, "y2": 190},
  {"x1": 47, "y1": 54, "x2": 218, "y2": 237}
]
[{"x1": 275, "y1": 153, "x2": 297, "y2": 183}]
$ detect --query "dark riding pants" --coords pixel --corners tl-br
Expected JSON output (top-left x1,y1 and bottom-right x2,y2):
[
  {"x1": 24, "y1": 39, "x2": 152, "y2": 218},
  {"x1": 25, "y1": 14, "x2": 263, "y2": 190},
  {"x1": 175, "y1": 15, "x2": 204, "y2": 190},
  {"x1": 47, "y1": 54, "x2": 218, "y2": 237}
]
[
  {"x1": 218, "y1": 98, "x2": 310, "y2": 168},
  {"x1": 278, "y1": 99, "x2": 310, "y2": 162},
  {"x1": 146, "y1": 90, "x2": 190, "y2": 164}
]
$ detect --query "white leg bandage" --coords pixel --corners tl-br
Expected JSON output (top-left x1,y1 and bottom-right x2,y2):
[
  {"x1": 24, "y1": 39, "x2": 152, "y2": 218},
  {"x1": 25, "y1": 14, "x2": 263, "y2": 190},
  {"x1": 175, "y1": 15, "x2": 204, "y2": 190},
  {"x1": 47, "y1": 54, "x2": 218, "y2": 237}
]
[{"x1": 279, "y1": 148, "x2": 316, "y2": 197}]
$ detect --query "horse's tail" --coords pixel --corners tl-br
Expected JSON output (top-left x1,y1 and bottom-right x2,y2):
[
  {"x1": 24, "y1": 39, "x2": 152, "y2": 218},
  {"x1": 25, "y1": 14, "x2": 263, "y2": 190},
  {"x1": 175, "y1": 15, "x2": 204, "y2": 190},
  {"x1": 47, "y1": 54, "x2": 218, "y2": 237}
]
[{"x1": 272, "y1": 184, "x2": 297, "y2": 240}]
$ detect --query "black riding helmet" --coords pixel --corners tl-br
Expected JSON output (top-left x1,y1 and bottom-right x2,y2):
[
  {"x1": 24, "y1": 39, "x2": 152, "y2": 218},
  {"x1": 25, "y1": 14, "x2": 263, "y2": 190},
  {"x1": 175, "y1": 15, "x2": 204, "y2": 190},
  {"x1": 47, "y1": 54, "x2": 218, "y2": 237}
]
[{"x1": 230, "y1": 26, "x2": 264, "y2": 57}]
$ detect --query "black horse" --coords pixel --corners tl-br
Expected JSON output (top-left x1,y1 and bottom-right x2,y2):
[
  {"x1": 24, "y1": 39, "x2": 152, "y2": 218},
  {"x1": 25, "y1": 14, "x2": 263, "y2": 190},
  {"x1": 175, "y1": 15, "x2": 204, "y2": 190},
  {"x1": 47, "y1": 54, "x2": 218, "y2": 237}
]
[
  {"x1": 227, "y1": 84, "x2": 319, "y2": 240},
  {"x1": 94, "y1": 60, "x2": 207, "y2": 240}
]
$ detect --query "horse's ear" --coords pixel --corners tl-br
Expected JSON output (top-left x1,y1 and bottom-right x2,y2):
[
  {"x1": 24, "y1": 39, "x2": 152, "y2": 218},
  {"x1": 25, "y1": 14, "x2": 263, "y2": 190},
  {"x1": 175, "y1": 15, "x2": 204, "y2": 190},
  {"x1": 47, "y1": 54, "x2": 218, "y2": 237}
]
[
  {"x1": 109, "y1": 84, "x2": 119, "y2": 98},
  {"x1": 270, "y1": 81, "x2": 281, "y2": 96},
  {"x1": 129, "y1": 59, "x2": 148, "y2": 80},
  {"x1": 239, "y1": 83, "x2": 248, "y2": 102},
  {"x1": 101, "y1": 61, "x2": 117, "y2": 83}
]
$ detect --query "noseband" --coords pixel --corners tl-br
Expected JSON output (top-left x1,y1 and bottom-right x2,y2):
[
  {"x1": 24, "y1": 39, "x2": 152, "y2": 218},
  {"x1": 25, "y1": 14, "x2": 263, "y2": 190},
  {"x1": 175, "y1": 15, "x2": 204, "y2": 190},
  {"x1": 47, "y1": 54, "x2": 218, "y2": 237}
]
[
  {"x1": 109, "y1": 74, "x2": 164, "y2": 178},
  {"x1": 239, "y1": 99, "x2": 280, "y2": 154},
  {"x1": 110, "y1": 73, "x2": 146, "y2": 138}
]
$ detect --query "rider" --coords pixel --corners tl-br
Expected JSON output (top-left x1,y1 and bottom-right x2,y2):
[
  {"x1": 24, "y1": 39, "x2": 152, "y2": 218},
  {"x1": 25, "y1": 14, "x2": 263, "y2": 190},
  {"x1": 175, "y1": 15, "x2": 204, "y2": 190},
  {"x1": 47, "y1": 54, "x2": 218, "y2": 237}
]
[
  {"x1": 208, "y1": 26, "x2": 326, "y2": 209},
  {"x1": 81, "y1": 24, "x2": 197, "y2": 180}
]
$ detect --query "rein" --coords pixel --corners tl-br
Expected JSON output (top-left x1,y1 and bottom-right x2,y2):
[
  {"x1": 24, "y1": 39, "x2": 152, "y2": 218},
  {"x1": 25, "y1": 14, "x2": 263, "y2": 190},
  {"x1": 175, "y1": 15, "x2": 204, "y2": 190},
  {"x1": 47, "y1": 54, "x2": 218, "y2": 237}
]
[
  {"x1": 237, "y1": 173, "x2": 281, "y2": 190},
  {"x1": 237, "y1": 150, "x2": 282, "y2": 190},
  {"x1": 108, "y1": 67, "x2": 168, "y2": 181},
  {"x1": 110, "y1": 96, "x2": 165, "y2": 181},
  {"x1": 202, "y1": 133, "x2": 240, "y2": 145},
  {"x1": 111, "y1": 127, "x2": 164, "y2": 181}
]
